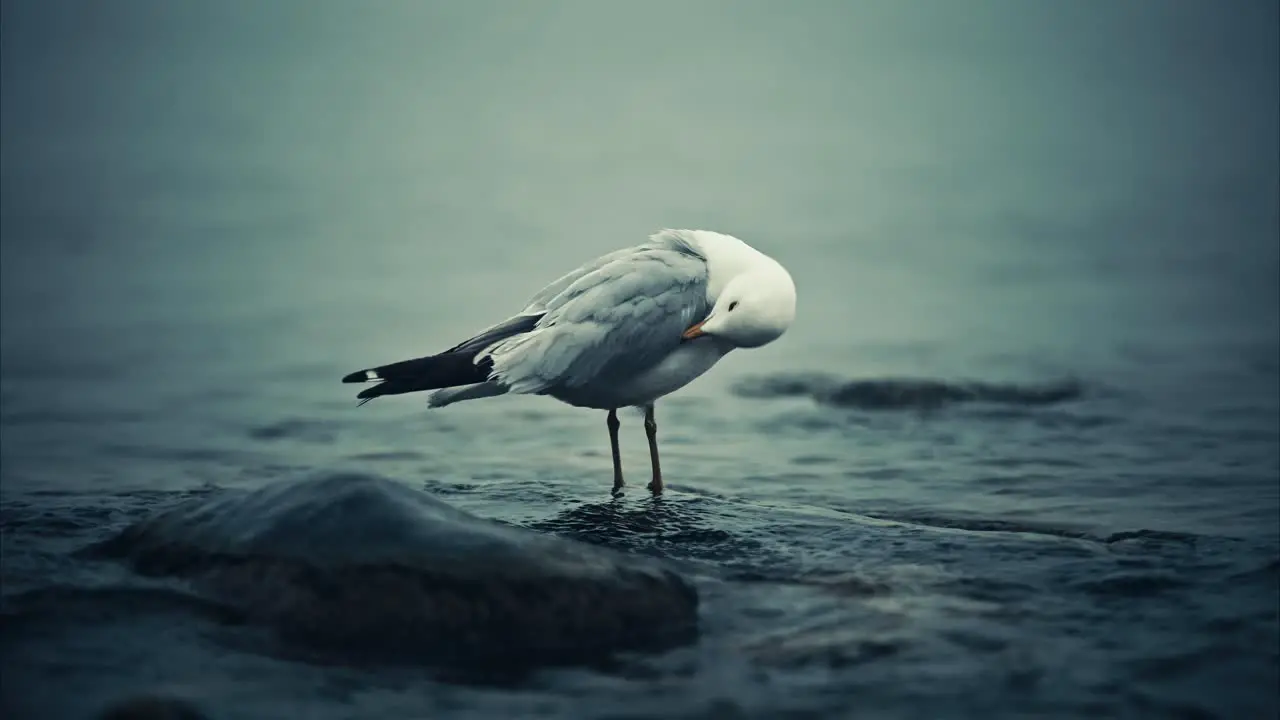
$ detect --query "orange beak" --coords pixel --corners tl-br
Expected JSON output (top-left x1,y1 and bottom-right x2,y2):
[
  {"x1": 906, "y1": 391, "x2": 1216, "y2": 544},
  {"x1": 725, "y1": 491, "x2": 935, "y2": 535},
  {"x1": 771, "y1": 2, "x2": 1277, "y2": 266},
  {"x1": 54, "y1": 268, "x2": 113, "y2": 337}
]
[{"x1": 681, "y1": 321, "x2": 707, "y2": 340}]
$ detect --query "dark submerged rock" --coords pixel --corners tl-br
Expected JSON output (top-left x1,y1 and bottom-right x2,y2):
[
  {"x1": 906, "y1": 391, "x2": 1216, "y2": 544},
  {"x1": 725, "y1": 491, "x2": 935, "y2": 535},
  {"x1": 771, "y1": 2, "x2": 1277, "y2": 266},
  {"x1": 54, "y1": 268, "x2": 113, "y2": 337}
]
[
  {"x1": 89, "y1": 473, "x2": 698, "y2": 668},
  {"x1": 732, "y1": 373, "x2": 1084, "y2": 410}
]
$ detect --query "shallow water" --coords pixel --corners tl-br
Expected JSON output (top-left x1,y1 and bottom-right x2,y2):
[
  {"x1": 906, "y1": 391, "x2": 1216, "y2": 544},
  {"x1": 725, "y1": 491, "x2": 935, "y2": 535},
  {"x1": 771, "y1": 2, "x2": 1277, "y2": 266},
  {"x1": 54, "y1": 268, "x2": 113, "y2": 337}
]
[{"x1": 2, "y1": 2, "x2": 1278, "y2": 718}]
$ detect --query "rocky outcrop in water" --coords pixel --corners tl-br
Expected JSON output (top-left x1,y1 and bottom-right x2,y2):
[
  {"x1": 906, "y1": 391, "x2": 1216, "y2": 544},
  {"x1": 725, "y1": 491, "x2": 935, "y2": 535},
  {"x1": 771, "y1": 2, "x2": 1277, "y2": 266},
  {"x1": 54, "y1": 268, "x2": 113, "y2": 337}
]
[
  {"x1": 89, "y1": 473, "x2": 698, "y2": 669},
  {"x1": 732, "y1": 372, "x2": 1083, "y2": 410}
]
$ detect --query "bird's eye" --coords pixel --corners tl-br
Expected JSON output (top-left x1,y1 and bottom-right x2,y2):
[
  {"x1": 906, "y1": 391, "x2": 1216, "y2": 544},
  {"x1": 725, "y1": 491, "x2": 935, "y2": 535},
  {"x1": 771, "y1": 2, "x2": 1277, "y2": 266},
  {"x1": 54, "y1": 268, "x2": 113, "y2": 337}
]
[{"x1": 728, "y1": 301, "x2": 739, "y2": 311}]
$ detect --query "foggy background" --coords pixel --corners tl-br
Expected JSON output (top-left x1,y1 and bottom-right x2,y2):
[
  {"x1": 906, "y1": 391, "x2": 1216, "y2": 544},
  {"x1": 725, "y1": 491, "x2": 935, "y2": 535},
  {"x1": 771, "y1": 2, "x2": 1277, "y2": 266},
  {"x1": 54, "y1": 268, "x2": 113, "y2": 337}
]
[{"x1": 3, "y1": 0, "x2": 1277, "y2": 384}]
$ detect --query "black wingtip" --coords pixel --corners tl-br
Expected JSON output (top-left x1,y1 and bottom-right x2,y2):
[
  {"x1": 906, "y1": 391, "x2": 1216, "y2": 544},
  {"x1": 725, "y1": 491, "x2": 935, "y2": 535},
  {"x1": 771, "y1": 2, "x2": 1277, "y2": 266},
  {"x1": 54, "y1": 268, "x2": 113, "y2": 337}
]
[{"x1": 342, "y1": 370, "x2": 371, "y2": 383}]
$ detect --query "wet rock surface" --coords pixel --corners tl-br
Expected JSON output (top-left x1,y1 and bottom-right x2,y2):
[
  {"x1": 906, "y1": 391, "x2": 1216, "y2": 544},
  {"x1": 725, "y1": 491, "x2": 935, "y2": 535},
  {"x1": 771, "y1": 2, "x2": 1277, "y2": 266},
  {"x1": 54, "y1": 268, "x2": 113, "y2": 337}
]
[{"x1": 87, "y1": 473, "x2": 699, "y2": 669}]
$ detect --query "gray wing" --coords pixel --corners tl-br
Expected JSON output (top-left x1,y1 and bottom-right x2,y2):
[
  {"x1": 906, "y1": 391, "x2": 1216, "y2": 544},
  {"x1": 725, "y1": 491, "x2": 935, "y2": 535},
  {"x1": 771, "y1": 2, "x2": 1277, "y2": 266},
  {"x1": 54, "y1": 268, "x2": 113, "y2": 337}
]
[
  {"x1": 521, "y1": 246, "x2": 638, "y2": 313},
  {"x1": 477, "y1": 244, "x2": 710, "y2": 395},
  {"x1": 441, "y1": 247, "x2": 638, "y2": 356}
]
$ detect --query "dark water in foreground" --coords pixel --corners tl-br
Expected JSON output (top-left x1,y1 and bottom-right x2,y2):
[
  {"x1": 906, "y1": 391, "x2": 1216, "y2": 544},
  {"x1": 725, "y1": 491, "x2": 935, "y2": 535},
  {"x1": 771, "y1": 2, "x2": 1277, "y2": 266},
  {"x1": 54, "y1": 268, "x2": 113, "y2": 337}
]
[
  {"x1": 2, "y1": 2, "x2": 1278, "y2": 718},
  {"x1": 2, "y1": 364, "x2": 1277, "y2": 719}
]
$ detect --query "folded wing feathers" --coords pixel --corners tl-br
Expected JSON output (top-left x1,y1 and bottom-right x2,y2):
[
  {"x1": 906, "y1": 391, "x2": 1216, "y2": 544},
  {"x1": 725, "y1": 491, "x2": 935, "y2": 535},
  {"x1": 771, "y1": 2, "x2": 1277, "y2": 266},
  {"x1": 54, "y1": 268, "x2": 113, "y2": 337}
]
[
  {"x1": 477, "y1": 247, "x2": 709, "y2": 395},
  {"x1": 343, "y1": 232, "x2": 709, "y2": 402}
]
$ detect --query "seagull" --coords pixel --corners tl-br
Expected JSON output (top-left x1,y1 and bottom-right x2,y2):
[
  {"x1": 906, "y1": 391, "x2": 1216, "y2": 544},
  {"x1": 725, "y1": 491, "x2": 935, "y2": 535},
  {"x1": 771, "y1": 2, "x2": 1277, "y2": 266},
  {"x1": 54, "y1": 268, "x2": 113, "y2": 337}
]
[{"x1": 342, "y1": 229, "x2": 797, "y2": 496}]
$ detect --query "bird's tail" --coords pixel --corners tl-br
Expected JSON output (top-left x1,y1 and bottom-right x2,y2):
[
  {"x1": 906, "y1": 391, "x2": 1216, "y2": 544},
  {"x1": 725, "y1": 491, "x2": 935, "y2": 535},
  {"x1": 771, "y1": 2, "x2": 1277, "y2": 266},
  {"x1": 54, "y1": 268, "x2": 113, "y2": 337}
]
[
  {"x1": 342, "y1": 351, "x2": 494, "y2": 405},
  {"x1": 425, "y1": 381, "x2": 508, "y2": 408}
]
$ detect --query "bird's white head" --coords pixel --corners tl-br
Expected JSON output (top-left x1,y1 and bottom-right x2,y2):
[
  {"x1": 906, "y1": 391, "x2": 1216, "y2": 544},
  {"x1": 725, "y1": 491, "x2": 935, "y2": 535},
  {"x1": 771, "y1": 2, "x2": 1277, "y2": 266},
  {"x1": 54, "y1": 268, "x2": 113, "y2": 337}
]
[{"x1": 683, "y1": 254, "x2": 797, "y2": 349}]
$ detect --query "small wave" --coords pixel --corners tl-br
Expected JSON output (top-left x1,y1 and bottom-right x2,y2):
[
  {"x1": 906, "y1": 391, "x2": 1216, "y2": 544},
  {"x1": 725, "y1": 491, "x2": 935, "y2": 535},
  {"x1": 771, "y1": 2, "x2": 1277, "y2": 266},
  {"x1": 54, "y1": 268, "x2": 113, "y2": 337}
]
[
  {"x1": 2, "y1": 501, "x2": 118, "y2": 538},
  {"x1": 744, "y1": 620, "x2": 903, "y2": 669},
  {"x1": 100, "y1": 444, "x2": 258, "y2": 465},
  {"x1": 1074, "y1": 571, "x2": 1190, "y2": 598},
  {"x1": 732, "y1": 373, "x2": 1084, "y2": 410},
  {"x1": 862, "y1": 510, "x2": 1096, "y2": 542},
  {"x1": 348, "y1": 450, "x2": 426, "y2": 462},
  {"x1": 1227, "y1": 557, "x2": 1279, "y2": 582},
  {"x1": 1103, "y1": 529, "x2": 1198, "y2": 546},
  {"x1": 862, "y1": 511, "x2": 1214, "y2": 558}
]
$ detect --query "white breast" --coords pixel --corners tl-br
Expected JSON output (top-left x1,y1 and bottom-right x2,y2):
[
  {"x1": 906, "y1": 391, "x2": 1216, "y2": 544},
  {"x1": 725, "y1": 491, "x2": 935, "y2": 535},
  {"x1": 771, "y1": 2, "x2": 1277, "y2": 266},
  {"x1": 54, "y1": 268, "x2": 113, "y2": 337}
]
[
  {"x1": 555, "y1": 338, "x2": 732, "y2": 409},
  {"x1": 620, "y1": 338, "x2": 731, "y2": 404}
]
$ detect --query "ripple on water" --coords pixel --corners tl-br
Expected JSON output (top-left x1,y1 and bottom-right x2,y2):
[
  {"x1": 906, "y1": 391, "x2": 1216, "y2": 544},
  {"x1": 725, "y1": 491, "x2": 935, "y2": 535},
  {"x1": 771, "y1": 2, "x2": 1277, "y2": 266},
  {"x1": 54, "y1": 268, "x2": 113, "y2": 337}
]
[
  {"x1": 247, "y1": 418, "x2": 341, "y2": 444},
  {"x1": 1073, "y1": 572, "x2": 1191, "y2": 599}
]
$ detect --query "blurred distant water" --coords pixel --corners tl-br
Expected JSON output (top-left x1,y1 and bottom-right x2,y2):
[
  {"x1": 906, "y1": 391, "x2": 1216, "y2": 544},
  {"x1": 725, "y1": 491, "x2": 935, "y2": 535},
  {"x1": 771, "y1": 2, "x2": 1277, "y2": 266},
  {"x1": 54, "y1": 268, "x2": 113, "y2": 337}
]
[{"x1": 2, "y1": 2, "x2": 1277, "y2": 718}]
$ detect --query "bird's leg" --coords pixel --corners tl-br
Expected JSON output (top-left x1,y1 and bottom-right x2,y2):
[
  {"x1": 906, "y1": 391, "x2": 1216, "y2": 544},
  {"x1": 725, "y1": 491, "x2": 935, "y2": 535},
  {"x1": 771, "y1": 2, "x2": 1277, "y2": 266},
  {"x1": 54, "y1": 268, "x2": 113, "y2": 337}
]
[
  {"x1": 644, "y1": 404, "x2": 663, "y2": 495},
  {"x1": 607, "y1": 409, "x2": 625, "y2": 496}
]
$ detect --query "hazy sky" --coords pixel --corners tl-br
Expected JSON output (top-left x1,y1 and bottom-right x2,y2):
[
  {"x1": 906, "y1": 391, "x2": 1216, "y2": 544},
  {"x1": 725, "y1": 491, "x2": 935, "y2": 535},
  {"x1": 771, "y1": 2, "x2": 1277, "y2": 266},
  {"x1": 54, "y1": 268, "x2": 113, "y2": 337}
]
[
  {"x1": 2, "y1": 0, "x2": 1276, "y2": 370},
  {"x1": 5, "y1": 1, "x2": 1275, "y2": 226}
]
